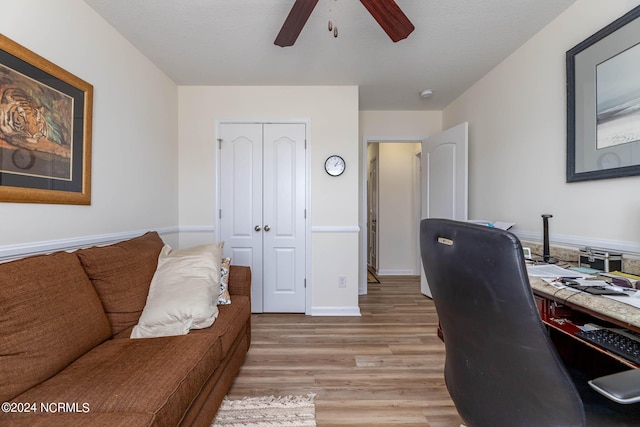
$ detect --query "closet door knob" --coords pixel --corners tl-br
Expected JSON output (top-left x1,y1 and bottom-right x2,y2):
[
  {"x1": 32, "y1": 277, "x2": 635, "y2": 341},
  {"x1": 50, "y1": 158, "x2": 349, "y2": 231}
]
[
  {"x1": 255, "y1": 225, "x2": 261, "y2": 232},
  {"x1": 264, "y1": 225, "x2": 271, "y2": 232}
]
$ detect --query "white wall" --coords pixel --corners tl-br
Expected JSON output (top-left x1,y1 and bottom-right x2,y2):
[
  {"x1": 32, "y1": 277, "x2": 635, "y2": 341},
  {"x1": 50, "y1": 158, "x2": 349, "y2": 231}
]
[
  {"x1": 360, "y1": 111, "x2": 443, "y2": 137},
  {"x1": 376, "y1": 143, "x2": 422, "y2": 275},
  {"x1": 0, "y1": 0, "x2": 179, "y2": 252},
  {"x1": 444, "y1": 0, "x2": 640, "y2": 254},
  {"x1": 178, "y1": 86, "x2": 360, "y2": 314}
]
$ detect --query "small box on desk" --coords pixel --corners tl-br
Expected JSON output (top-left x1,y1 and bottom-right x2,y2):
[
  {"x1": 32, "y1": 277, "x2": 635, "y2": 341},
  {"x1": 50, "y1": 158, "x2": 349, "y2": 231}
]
[{"x1": 579, "y1": 248, "x2": 622, "y2": 273}]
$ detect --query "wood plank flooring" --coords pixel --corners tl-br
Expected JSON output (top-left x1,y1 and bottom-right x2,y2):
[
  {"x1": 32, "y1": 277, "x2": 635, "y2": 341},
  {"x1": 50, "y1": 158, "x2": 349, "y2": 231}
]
[{"x1": 225, "y1": 275, "x2": 464, "y2": 426}]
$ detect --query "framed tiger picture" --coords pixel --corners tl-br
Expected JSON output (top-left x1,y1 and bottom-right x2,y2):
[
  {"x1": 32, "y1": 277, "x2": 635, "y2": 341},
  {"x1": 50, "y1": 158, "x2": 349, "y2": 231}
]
[{"x1": 0, "y1": 34, "x2": 92, "y2": 204}]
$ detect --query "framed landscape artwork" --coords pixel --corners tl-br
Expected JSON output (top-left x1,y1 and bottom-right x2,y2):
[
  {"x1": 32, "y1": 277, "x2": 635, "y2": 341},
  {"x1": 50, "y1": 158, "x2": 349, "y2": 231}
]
[
  {"x1": 0, "y1": 34, "x2": 92, "y2": 204},
  {"x1": 567, "y1": 6, "x2": 640, "y2": 182}
]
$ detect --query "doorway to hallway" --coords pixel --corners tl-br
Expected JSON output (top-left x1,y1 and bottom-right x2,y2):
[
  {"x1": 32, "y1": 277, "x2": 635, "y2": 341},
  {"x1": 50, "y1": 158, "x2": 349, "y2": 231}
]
[
  {"x1": 360, "y1": 123, "x2": 468, "y2": 296},
  {"x1": 365, "y1": 141, "x2": 422, "y2": 281}
]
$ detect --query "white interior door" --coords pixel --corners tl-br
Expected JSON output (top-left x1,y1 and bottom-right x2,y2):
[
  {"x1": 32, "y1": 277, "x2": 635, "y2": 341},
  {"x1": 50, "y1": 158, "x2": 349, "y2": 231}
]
[
  {"x1": 262, "y1": 123, "x2": 306, "y2": 312},
  {"x1": 219, "y1": 122, "x2": 306, "y2": 313},
  {"x1": 420, "y1": 122, "x2": 468, "y2": 297},
  {"x1": 219, "y1": 123, "x2": 264, "y2": 311}
]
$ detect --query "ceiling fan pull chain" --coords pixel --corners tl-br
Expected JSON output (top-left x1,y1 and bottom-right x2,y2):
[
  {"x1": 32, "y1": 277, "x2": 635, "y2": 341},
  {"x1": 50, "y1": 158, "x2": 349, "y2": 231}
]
[{"x1": 328, "y1": 0, "x2": 338, "y2": 39}]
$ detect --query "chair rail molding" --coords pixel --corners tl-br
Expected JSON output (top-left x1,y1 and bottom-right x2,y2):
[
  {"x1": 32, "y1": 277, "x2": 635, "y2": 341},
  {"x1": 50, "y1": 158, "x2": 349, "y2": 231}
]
[
  {"x1": 179, "y1": 225, "x2": 216, "y2": 233},
  {"x1": 513, "y1": 230, "x2": 640, "y2": 257},
  {"x1": 311, "y1": 225, "x2": 360, "y2": 233},
  {"x1": 0, "y1": 226, "x2": 182, "y2": 262}
]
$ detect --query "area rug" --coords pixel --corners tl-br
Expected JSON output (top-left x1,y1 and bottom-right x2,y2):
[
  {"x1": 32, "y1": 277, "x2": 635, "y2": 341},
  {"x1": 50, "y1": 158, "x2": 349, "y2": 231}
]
[{"x1": 212, "y1": 394, "x2": 316, "y2": 427}]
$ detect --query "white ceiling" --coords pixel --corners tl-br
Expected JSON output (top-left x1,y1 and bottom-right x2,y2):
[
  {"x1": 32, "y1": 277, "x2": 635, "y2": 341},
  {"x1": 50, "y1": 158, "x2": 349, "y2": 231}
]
[{"x1": 84, "y1": 0, "x2": 577, "y2": 110}]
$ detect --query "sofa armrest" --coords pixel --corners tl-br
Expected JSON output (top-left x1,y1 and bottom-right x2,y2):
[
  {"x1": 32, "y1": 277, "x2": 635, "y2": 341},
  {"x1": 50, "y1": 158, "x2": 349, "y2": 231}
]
[{"x1": 228, "y1": 265, "x2": 251, "y2": 297}]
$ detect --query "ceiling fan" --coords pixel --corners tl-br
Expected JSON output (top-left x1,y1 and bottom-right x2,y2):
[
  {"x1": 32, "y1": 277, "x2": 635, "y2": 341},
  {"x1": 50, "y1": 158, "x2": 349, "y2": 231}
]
[{"x1": 274, "y1": 0, "x2": 415, "y2": 47}]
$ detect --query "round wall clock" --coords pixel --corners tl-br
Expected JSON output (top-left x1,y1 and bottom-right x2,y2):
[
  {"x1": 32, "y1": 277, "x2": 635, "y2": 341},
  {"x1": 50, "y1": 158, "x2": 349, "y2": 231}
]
[{"x1": 324, "y1": 155, "x2": 345, "y2": 176}]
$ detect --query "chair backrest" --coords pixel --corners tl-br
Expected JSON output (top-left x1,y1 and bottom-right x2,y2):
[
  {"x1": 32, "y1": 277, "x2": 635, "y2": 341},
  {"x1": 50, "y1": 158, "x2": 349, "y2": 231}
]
[{"x1": 420, "y1": 218, "x2": 585, "y2": 427}]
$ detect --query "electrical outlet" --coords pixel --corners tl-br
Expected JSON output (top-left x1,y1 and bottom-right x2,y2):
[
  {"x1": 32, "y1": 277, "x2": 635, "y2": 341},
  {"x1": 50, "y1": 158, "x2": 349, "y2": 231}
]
[{"x1": 338, "y1": 276, "x2": 347, "y2": 288}]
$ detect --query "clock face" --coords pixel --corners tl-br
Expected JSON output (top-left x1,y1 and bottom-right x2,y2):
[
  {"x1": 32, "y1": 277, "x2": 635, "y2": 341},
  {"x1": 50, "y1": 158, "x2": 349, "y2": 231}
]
[{"x1": 325, "y1": 155, "x2": 345, "y2": 176}]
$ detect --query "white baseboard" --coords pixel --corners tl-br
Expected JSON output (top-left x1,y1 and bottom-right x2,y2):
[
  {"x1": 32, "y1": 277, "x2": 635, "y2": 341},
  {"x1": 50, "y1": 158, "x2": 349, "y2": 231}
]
[
  {"x1": 308, "y1": 306, "x2": 361, "y2": 316},
  {"x1": 376, "y1": 269, "x2": 417, "y2": 276}
]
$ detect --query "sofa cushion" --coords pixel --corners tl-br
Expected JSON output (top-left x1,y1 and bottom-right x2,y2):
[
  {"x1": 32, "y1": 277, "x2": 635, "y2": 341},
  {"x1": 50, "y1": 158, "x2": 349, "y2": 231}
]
[
  {"x1": 0, "y1": 251, "x2": 112, "y2": 403},
  {"x1": 131, "y1": 243, "x2": 223, "y2": 338},
  {"x1": 10, "y1": 334, "x2": 223, "y2": 427},
  {"x1": 76, "y1": 231, "x2": 164, "y2": 335},
  {"x1": 191, "y1": 295, "x2": 250, "y2": 354}
]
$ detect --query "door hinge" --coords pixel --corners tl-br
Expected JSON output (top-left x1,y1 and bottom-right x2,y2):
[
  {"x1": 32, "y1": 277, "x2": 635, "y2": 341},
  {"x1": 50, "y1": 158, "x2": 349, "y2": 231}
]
[
  {"x1": 304, "y1": 209, "x2": 307, "y2": 219},
  {"x1": 304, "y1": 139, "x2": 307, "y2": 149},
  {"x1": 219, "y1": 209, "x2": 222, "y2": 219},
  {"x1": 217, "y1": 138, "x2": 222, "y2": 149},
  {"x1": 304, "y1": 278, "x2": 307, "y2": 288}
]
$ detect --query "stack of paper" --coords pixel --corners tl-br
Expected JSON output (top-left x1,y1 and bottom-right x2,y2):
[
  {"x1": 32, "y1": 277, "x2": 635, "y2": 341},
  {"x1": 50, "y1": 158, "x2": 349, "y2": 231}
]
[{"x1": 527, "y1": 264, "x2": 591, "y2": 278}]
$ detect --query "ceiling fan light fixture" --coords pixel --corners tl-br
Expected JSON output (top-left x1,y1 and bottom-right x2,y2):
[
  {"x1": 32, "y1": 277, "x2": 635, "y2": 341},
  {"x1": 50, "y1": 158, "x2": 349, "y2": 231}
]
[{"x1": 420, "y1": 89, "x2": 433, "y2": 99}]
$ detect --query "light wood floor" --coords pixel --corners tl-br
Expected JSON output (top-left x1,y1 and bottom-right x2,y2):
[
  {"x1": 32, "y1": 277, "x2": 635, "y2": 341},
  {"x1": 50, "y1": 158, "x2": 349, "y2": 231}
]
[{"x1": 226, "y1": 275, "x2": 464, "y2": 426}]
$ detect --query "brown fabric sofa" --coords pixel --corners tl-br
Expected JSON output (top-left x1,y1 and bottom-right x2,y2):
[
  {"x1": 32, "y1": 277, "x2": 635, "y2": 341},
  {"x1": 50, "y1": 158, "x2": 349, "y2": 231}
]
[{"x1": 0, "y1": 231, "x2": 251, "y2": 427}]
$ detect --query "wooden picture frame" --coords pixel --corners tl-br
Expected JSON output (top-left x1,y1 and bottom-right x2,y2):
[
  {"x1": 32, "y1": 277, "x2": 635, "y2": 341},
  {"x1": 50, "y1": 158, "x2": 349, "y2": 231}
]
[
  {"x1": 567, "y1": 6, "x2": 640, "y2": 182},
  {"x1": 0, "y1": 35, "x2": 92, "y2": 204}
]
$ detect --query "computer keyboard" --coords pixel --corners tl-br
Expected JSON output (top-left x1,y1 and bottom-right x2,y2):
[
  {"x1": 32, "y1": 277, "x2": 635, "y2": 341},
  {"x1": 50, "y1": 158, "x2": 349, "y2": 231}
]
[{"x1": 576, "y1": 328, "x2": 640, "y2": 365}]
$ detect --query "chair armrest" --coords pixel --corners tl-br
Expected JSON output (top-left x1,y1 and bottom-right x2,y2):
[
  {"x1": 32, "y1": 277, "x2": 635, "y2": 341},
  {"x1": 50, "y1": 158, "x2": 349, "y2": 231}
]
[
  {"x1": 228, "y1": 265, "x2": 251, "y2": 297},
  {"x1": 589, "y1": 369, "x2": 640, "y2": 404}
]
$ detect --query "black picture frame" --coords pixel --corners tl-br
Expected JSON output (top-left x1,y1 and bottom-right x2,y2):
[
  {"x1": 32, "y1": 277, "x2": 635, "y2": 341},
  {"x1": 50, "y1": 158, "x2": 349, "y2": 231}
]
[
  {"x1": 567, "y1": 6, "x2": 640, "y2": 182},
  {"x1": 0, "y1": 35, "x2": 92, "y2": 204}
]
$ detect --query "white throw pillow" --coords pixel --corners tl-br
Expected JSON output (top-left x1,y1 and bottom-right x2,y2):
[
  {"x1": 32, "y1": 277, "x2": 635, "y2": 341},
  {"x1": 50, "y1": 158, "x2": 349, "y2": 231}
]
[{"x1": 131, "y1": 242, "x2": 223, "y2": 339}]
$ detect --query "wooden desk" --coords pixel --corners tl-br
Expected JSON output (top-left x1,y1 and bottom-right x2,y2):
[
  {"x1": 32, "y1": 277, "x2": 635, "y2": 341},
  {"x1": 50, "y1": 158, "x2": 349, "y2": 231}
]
[{"x1": 531, "y1": 277, "x2": 640, "y2": 369}]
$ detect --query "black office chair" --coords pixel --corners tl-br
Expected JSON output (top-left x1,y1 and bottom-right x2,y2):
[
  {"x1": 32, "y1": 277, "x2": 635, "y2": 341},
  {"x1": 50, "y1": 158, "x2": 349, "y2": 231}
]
[{"x1": 419, "y1": 218, "x2": 640, "y2": 427}]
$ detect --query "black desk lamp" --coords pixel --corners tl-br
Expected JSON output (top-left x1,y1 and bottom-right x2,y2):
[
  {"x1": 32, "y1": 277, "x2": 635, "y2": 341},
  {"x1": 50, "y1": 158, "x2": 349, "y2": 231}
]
[{"x1": 542, "y1": 214, "x2": 557, "y2": 264}]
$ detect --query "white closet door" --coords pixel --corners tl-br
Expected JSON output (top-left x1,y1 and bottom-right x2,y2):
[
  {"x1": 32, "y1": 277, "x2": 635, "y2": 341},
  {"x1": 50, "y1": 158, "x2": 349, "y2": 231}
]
[
  {"x1": 220, "y1": 122, "x2": 306, "y2": 313},
  {"x1": 262, "y1": 123, "x2": 306, "y2": 312},
  {"x1": 219, "y1": 123, "x2": 264, "y2": 312}
]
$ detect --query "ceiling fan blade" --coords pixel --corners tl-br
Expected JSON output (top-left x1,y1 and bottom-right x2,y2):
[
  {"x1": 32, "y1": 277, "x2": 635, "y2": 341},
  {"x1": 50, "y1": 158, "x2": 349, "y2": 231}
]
[
  {"x1": 274, "y1": 0, "x2": 320, "y2": 47},
  {"x1": 359, "y1": 0, "x2": 415, "y2": 42}
]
